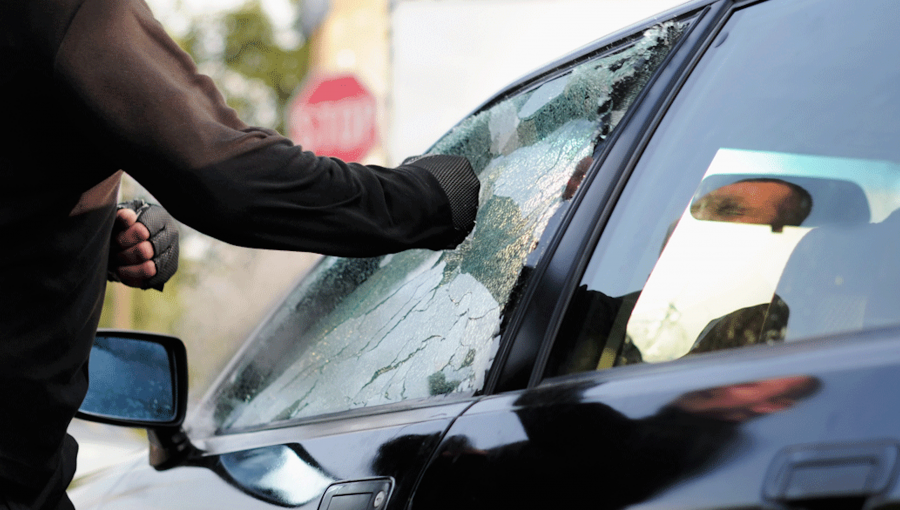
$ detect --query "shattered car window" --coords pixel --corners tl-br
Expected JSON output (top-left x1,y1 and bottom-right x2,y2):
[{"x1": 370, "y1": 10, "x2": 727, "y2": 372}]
[{"x1": 203, "y1": 20, "x2": 689, "y2": 433}]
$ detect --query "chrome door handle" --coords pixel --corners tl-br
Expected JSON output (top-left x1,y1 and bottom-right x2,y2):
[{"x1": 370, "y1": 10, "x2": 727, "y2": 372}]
[
  {"x1": 764, "y1": 441, "x2": 899, "y2": 503},
  {"x1": 318, "y1": 478, "x2": 393, "y2": 510}
]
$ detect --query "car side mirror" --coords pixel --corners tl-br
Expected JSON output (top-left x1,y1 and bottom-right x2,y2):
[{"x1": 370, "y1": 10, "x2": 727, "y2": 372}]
[{"x1": 77, "y1": 330, "x2": 188, "y2": 428}]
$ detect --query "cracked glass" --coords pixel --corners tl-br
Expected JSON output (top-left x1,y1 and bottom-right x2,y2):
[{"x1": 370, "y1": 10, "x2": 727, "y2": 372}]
[{"x1": 205, "y1": 19, "x2": 689, "y2": 433}]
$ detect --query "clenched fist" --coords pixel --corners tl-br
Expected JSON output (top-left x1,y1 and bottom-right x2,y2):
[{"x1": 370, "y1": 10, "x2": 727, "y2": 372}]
[{"x1": 109, "y1": 200, "x2": 179, "y2": 291}]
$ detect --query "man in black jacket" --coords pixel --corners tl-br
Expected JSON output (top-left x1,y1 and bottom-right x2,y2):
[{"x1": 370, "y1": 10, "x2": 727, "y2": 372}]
[{"x1": 0, "y1": 1, "x2": 479, "y2": 508}]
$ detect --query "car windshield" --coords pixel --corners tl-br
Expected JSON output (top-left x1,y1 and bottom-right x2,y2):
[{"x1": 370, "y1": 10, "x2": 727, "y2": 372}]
[{"x1": 195, "y1": 19, "x2": 690, "y2": 434}]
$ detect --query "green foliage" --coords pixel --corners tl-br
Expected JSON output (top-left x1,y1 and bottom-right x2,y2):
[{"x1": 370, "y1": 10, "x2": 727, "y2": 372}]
[
  {"x1": 178, "y1": 0, "x2": 311, "y2": 133},
  {"x1": 98, "y1": 281, "x2": 183, "y2": 334}
]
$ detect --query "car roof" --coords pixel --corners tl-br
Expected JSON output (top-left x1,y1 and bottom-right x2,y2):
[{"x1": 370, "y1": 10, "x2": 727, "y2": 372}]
[{"x1": 461, "y1": 0, "x2": 717, "y2": 120}]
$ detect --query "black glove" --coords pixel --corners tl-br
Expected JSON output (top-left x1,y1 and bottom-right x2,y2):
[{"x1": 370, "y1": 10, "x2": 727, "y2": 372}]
[
  {"x1": 111, "y1": 199, "x2": 179, "y2": 291},
  {"x1": 402, "y1": 155, "x2": 480, "y2": 247}
]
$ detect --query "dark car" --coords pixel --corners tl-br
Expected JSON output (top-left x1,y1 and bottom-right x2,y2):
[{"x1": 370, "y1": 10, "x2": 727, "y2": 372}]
[{"x1": 71, "y1": 0, "x2": 900, "y2": 508}]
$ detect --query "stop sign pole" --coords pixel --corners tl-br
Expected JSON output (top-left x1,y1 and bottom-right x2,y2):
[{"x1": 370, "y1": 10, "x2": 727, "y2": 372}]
[{"x1": 288, "y1": 74, "x2": 378, "y2": 162}]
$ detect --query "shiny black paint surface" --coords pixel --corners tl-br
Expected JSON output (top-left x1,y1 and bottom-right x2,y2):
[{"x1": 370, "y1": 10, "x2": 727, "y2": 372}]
[
  {"x1": 73, "y1": 401, "x2": 474, "y2": 509},
  {"x1": 414, "y1": 330, "x2": 900, "y2": 509},
  {"x1": 76, "y1": 333, "x2": 900, "y2": 509}
]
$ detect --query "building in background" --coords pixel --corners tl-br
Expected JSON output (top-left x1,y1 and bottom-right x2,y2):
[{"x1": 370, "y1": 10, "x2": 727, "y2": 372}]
[
  {"x1": 294, "y1": 0, "x2": 688, "y2": 163},
  {"x1": 292, "y1": 0, "x2": 391, "y2": 164},
  {"x1": 389, "y1": 0, "x2": 689, "y2": 159}
]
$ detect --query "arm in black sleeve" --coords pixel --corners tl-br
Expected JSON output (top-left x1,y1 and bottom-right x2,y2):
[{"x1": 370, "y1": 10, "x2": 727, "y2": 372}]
[{"x1": 48, "y1": 0, "x2": 478, "y2": 257}]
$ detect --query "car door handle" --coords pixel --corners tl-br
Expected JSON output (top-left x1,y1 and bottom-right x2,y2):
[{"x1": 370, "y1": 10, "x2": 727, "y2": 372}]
[
  {"x1": 318, "y1": 478, "x2": 393, "y2": 510},
  {"x1": 764, "y1": 441, "x2": 900, "y2": 504}
]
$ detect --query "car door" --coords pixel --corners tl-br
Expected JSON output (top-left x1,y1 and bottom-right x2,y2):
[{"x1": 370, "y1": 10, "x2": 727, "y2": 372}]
[
  {"x1": 412, "y1": 0, "x2": 900, "y2": 509},
  {"x1": 70, "y1": 6, "x2": 699, "y2": 510}
]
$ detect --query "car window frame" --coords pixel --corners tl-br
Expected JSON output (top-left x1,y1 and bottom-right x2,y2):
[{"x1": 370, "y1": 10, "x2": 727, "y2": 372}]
[
  {"x1": 485, "y1": 0, "x2": 730, "y2": 393},
  {"x1": 532, "y1": 0, "x2": 900, "y2": 384},
  {"x1": 525, "y1": 0, "x2": 894, "y2": 389}
]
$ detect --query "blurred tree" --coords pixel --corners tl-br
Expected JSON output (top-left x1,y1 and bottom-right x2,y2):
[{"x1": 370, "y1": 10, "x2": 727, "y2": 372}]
[
  {"x1": 178, "y1": 0, "x2": 312, "y2": 133},
  {"x1": 98, "y1": 275, "x2": 183, "y2": 332}
]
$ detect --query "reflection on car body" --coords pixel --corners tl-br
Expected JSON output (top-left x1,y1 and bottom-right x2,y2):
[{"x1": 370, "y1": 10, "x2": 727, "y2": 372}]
[
  {"x1": 217, "y1": 445, "x2": 334, "y2": 507},
  {"x1": 414, "y1": 375, "x2": 820, "y2": 510},
  {"x1": 72, "y1": 0, "x2": 900, "y2": 509}
]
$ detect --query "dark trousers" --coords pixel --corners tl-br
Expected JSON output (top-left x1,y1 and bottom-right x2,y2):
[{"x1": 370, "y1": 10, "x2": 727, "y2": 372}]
[{"x1": 1, "y1": 435, "x2": 77, "y2": 510}]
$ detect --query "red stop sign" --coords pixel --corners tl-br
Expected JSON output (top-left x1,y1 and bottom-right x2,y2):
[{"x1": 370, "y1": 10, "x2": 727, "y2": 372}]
[{"x1": 288, "y1": 74, "x2": 377, "y2": 161}]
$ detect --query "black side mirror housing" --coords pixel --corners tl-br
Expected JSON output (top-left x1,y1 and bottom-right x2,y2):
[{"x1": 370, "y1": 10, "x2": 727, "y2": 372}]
[
  {"x1": 77, "y1": 329, "x2": 194, "y2": 470},
  {"x1": 77, "y1": 329, "x2": 188, "y2": 427}
]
